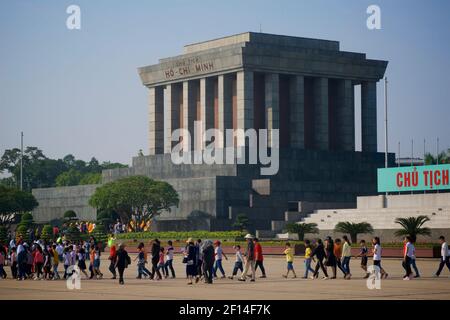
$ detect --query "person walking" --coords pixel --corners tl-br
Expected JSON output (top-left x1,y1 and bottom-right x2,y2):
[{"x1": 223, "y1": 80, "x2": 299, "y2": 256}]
[
  {"x1": 324, "y1": 237, "x2": 337, "y2": 279},
  {"x1": 254, "y1": 238, "x2": 266, "y2": 278},
  {"x1": 341, "y1": 235, "x2": 352, "y2": 279},
  {"x1": 108, "y1": 244, "x2": 117, "y2": 279},
  {"x1": 311, "y1": 239, "x2": 329, "y2": 280},
  {"x1": 201, "y1": 240, "x2": 215, "y2": 284},
  {"x1": 409, "y1": 237, "x2": 420, "y2": 278},
  {"x1": 238, "y1": 234, "x2": 256, "y2": 282},
  {"x1": 356, "y1": 240, "x2": 370, "y2": 278},
  {"x1": 372, "y1": 237, "x2": 388, "y2": 279},
  {"x1": 228, "y1": 245, "x2": 244, "y2": 280},
  {"x1": 77, "y1": 246, "x2": 89, "y2": 279},
  {"x1": 302, "y1": 239, "x2": 315, "y2": 279},
  {"x1": 334, "y1": 238, "x2": 346, "y2": 277},
  {"x1": 115, "y1": 243, "x2": 130, "y2": 285},
  {"x1": 10, "y1": 247, "x2": 17, "y2": 279},
  {"x1": 150, "y1": 239, "x2": 162, "y2": 280},
  {"x1": 185, "y1": 238, "x2": 198, "y2": 285},
  {"x1": 402, "y1": 236, "x2": 414, "y2": 280},
  {"x1": 213, "y1": 240, "x2": 228, "y2": 279},
  {"x1": 135, "y1": 243, "x2": 151, "y2": 279},
  {"x1": 434, "y1": 235, "x2": 450, "y2": 277},
  {"x1": 164, "y1": 240, "x2": 176, "y2": 278},
  {"x1": 282, "y1": 242, "x2": 296, "y2": 278},
  {"x1": 195, "y1": 239, "x2": 203, "y2": 281}
]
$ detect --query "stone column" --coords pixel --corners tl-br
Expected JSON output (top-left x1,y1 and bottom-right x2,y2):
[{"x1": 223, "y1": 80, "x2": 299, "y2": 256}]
[
  {"x1": 183, "y1": 80, "x2": 197, "y2": 152},
  {"x1": 148, "y1": 86, "x2": 164, "y2": 155},
  {"x1": 217, "y1": 74, "x2": 233, "y2": 148},
  {"x1": 313, "y1": 77, "x2": 329, "y2": 150},
  {"x1": 290, "y1": 75, "x2": 305, "y2": 149},
  {"x1": 361, "y1": 81, "x2": 377, "y2": 152},
  {"x1": 164, "y1": 83, "x2": 181, "y2": 154},
  {"x1": 236, "y1": 70, "x2": 254, "y2": 147},
  {"x1": 200, "y1": 77, "x2": 215, "y2": 149},
  {"x1": 336, "y1": 79, "x2": 355, "y2": 151},
  {"x1": 265, "y1": 73, "x2": 279, "y2": 148}
]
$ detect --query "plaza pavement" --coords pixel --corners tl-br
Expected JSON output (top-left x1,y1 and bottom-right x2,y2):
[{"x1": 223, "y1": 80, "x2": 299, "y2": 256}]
[{"x1": 0, "y1": 255, "x2": 449, "y2": 300}]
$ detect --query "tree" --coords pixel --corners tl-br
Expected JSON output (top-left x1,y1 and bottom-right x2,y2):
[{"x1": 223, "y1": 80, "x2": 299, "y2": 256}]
[
  {"x1": 88, "y1": 176, "x2": 179, "y2": 232},
  {"x1": 0, "y1": 226, "x2": 7, "y2": 244},
  {"x1": 424, "y1": 149, "x2": 450, "y2": 165},
  {"x1": 285, "y1": 222, "x2": 319, "y2": 241},
  {"x1": 394, "y1": 215, "x2": 431, "y2": 241},
  {"x1": 232, "y1": 214, "x2": 250, "y2": 232},
  {"x1": 55, "y1": 168, "x2": 83, "y2": 186},
  {"x1": 334, "y1": 222, "x2": 374, "y2": 243},
  {"x1": 1, "y1": 147, "x2": 128, "y2": 191},
  {"x1": 0, "y1": 186, "x2": 38, "y2": 228}
]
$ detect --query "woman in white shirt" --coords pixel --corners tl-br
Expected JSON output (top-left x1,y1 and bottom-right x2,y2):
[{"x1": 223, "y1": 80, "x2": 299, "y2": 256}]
[{"x1": 372, "y1": 237, "x2": 388, "y2": 279}]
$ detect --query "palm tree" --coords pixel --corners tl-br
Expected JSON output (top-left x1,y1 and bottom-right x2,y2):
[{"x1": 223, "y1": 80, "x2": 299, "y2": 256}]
[
  {"x1": 285, "y1": 222, "x2": 319, "y2": 241},
  {"x1": 334, "y1": 222, "x2": 374, "y2": 243},
  {"x1": 394, "y1": 215, "x2": 431, "y2": 241}
]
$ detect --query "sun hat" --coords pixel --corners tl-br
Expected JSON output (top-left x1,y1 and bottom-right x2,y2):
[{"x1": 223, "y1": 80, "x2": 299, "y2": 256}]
[
  {"x1": 186, "y1": 237, "x2": 193, "y2": 243},
  {"x1": 244, "y1": 234, "x2": 254, "y2": 239}
]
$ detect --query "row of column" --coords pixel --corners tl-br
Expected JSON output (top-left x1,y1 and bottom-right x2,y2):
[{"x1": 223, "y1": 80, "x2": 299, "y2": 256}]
[{"x1": 148, "y1": 71, "x2": 378, "y2": 155}]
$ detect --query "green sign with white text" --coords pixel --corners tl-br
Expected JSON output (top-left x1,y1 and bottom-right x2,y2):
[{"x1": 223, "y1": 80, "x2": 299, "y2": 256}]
[{"x1": 377, "y1": 164, "x2": 450, "y2": 192}]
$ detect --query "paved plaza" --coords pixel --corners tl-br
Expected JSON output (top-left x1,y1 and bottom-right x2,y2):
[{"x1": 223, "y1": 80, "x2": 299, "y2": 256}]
[{"x1": 0, "y1": 255, "x2": 449, "y2": 300}]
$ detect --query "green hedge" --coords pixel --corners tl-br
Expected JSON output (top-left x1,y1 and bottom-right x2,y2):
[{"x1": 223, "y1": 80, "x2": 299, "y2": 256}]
[{"x1": 116, "y1": 230, "x2": 244, "y2": 240}]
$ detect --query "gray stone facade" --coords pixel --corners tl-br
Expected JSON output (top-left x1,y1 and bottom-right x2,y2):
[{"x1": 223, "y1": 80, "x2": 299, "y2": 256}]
[{"x1": 32, "y1": 185, "x2": 99, "y2": 223}]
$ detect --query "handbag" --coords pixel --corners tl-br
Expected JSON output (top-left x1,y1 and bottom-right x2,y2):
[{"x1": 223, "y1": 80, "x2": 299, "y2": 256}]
[{"x1": 182, "y1": 256, "x2": 188, "y2": 264}]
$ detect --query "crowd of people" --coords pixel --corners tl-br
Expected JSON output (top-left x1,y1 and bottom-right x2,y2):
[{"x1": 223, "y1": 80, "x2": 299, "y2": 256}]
[{"x1": 0, "y1": 233, "x2": 449, "y2": 285}]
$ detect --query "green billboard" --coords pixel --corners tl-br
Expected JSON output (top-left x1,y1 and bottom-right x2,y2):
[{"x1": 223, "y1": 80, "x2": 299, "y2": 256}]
[{"x1": 377, "y1": 164, "x2": 450, "y2": 192}]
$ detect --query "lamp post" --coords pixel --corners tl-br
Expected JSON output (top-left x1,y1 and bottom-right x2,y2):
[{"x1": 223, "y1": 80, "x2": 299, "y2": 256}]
[{"x1": 20, "y1": 131, "x2": 23, "y2": 191}]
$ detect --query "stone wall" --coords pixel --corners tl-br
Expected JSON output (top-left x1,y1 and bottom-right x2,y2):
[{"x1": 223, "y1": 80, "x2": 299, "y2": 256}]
[{"x1": 32, "y1": 185, "x2": 99, "y2": 223}]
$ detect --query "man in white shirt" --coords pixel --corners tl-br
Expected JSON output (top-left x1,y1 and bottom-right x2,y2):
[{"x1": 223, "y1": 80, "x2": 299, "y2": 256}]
[{"x1": 435, "y1": 236, "x2": 450, "y2": 277}]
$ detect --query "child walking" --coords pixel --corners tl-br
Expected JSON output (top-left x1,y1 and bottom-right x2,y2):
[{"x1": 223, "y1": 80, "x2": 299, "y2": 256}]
[
  {"x1": 282, "y1": 242, "x2": 296, "y2": 278},
  {"x1": 228, "y1": 245, "x2": 244, "y2": 279},
  {"x1": 302, "y1": 240, "x2": 315, "y2": 279},
  {"x1": 356, "y1": 240, "x2": 370, "y2": 278},
  {"x1": 135, "y1": 243, "x2": 151, "y2": 279},
  {"x1": 77, "y1": 247, "x2": 90, "y2": 279},
  {"x1": 213, "y1": 240, "x2": 228, "y2": 278},
  {"x1": 157, "y1": 247, "x2": 166, "y2": 277},
  {"x1": 372, "y1": 237, "x2": 388, "y2": 279},
  {"x1": 164, "y1": 240, "x2": 176, "y2": 278}
]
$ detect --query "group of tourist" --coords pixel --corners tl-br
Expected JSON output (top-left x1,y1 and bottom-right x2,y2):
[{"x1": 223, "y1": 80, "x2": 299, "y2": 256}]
[{"x1": 0, "y1": 233, "x2": 449, "y2": 285}]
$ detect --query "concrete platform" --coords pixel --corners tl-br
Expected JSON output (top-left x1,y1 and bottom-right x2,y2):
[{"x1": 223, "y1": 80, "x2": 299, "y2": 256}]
[{"x1": 0, "y1": 255, "x2": 449, "y2": 300}]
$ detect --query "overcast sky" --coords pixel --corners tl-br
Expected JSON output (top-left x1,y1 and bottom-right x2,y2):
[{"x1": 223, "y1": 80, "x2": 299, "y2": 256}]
[{"x1": 1, "y1": 0, "x2": 449, "y2": 167}]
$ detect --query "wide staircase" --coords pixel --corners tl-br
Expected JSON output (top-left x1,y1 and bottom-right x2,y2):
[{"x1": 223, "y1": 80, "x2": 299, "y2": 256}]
[{"x1": 300, "y1": 193, "x2": 450, "y2": 231}]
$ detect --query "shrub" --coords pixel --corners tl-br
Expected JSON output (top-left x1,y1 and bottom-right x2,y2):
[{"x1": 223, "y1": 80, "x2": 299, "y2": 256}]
[
  {"x1": 116, "y1": 230, "x2": 244, "y2": 241},
  {"x1": 21, "y1": 212, "x2": 33, "y2": 222},
  {"x1": 64, "y1": 210, "x2": 77, "y2": 219},
  {"x1": 65, "y1": 225, "x2": 81, "y2": 242},
  {"x1": 16, "y1": 224, "x2": 30, "y2": 243},
  {"x1": 40, "y1": 224, "x2": 54, "y2": 242},
  {"x1": 91, "y1": 222, "x2": 108, "y2": 246}
]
